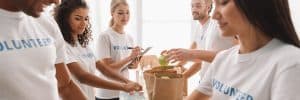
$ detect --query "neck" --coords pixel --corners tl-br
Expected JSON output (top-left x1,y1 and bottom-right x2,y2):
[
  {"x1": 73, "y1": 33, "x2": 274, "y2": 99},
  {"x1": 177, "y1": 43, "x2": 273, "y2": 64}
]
[
  {"x1": 238, "y1": 31, "x2": 272, "y2": 54},
  {"x1": 72, "y1": 34, "x2": 78, "y2": 42},
  {"x1": 198, "y1": 16, "x2": 210, "y2": 25},
  {"x1": 112, "y1": 24, "x2": 124, "y2": 34},
  {"x1": 0, "y1": 0, "x2": 20, "y2": 11}
]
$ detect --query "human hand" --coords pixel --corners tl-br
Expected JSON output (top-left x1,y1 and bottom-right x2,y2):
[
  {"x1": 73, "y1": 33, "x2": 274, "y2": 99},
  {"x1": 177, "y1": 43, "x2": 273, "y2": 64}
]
[
  {"x1": 122, "y1": 82, "x2": 142, "y2": 92},
  {"x1": 165, "y1": 48, "x2": 192, "y2": 63},
  {"x1": 129, "y1": 46, "x2": 142, "y2": 59}
]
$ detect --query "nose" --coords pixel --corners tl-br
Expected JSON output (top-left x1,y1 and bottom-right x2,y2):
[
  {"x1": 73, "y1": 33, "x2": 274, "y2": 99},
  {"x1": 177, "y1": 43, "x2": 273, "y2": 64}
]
[
  {"x1": 81, "y1": 20, "x2": 88, "y2": 27},
  {"x1": 191, "y1": 6, "x2": 197, "y2": 11},
  {"x1": 212, "y1": 7, "x2": 220, "y2": 20}
]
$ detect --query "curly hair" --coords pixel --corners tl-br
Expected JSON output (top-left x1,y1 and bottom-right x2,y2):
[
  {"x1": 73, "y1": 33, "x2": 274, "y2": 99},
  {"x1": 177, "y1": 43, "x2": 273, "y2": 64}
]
[{"x1": 54, "y1": 0, "x2": 92, "y2": 47}]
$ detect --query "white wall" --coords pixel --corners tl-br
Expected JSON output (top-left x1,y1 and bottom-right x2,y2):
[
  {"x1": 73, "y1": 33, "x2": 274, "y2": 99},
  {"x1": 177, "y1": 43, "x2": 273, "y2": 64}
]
[{"x1": 289, "y1": 0, "x2": 300, "y2": 36}]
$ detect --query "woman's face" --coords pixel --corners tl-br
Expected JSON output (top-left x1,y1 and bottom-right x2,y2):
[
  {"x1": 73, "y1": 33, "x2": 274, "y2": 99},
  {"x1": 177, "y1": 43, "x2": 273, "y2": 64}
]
[
  {"x1": 69, "y1": 7, "x2": 89, "y2": 36},
  {"x1": 112, "y1": 4, "x2": 130, "y2": 26},
  {"x1": 212, "y1": 0, "x2": 251, "y2": 37}
]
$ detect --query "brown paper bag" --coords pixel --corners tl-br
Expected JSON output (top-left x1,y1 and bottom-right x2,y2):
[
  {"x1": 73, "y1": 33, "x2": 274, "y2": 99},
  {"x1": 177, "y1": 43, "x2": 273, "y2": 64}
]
[
  {"x1": 144, "y1": 67, "x2": 184, "y2": 100},
  {"x1": 144, "y1": 71, "x2": 155, "y2": 100}
]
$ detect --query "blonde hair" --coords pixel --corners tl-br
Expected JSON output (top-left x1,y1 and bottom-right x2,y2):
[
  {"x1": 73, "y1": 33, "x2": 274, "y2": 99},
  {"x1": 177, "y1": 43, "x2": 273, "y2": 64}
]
[{"x1": 110, "y1": 0, "x2": 129, "y2": 27}]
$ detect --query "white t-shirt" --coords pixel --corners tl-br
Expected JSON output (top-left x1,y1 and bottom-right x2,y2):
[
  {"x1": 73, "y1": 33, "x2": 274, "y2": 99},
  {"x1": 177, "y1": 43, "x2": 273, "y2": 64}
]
[
  {"x1": 95, "y1": 28, "x2": 134, "y2": 98},
  {"x1": 0, "y1": 9, "x2": 66, "y2": 100},
  {"x1": 196, "y1": 39, "x2": 300, "y2": 100},
  {"x1": 65, "y1": 42, "x2": 98, "y2": 100},
  {"x1": 193, "y1": 18, "x2": 235, "y2": 79}
]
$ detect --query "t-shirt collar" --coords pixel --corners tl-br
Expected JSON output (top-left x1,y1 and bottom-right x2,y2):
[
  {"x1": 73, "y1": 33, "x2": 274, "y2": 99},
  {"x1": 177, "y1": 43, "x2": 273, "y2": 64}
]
[{"x1": 0, "y1": 8, "x2": 25, "y2": 20}]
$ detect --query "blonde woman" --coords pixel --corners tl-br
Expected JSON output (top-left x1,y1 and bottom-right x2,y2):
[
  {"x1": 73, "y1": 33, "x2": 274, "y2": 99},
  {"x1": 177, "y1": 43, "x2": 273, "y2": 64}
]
[{"x1": 96, "y1": 0, "x2": 141, "y2": 100}]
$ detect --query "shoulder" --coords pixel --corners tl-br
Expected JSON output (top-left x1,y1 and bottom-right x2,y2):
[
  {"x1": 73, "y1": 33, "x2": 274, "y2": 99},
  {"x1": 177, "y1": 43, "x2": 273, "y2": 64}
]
[
  {"x1": 255, "y1": 39, "x2": 300, "y2": 75},
  {"x1": 29, "y1": 14, "x2": 61, "y2": 38},
  {"x1": 35, "y1": 14, "x2": 59, "y2": 31},
  {"x1": 214, "y1": 45, "x2": 239, "y2": 62},
  {"x1": 125, "y1": 33, "x2": 134, "y2": 39},
  {"x1": 98, "y1": 29, "x2": 111, "y2": 38},
  {"x1": 272, "y1": 42, "x2": 300, "y2": 66}
]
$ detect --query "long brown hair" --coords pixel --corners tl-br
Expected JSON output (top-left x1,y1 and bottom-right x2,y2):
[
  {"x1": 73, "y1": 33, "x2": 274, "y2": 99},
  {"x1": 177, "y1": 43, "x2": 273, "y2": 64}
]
[
  {"x1": 54, "y1": 0, "x2": 92, "y2": 47},
  {"x1": 234, "y1": 0, "x2": 300, "y2": 47}
]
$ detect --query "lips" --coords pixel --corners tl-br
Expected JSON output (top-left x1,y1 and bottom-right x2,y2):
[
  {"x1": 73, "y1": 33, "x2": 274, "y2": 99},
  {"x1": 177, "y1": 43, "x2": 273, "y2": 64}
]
[
  {"x1": 37, "y1": 4, "x2": 46, "y2": 12},
  {"x1": 218, "y1": 22, "x2": 228, "y2": 29}
]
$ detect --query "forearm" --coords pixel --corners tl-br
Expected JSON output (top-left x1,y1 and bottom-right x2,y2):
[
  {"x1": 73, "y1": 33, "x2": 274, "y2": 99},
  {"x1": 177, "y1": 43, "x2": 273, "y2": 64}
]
[
  {"x1": 190, "y1": 50, "x2": 217, "y2": 63},
  {"x1": 183, "y1": 62, "x2": 201, "y2": 78},
  {"x1": 96, "y1": 61, "x2": 130, "y2": 83},
  {"x1": 58, "y1": 80, "x2": 87, "y2": 100},
  {"x1": 185, "y1": 90, "x2": 210, "y2": 100},
  {"x1": 66, "y1": 62, "x2": 127, "y2": 91},
  {"x1": 106, "y1": 56, "x2": 133, "y2": 70},
  {"x1": 55, "y1": 63, "x2": 87, "y2": 100},
  {"x1": 78, "y1": 72, "x2": 125, "y2": 91}
]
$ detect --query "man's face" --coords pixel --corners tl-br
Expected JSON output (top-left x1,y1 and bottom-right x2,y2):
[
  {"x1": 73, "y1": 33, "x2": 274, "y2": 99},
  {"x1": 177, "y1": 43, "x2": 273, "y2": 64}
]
[
  {"x1": 12, "y1": 0, "x2": 60, "y2": 17},
  {"x1": 191, "y1": 0, "x2": 209, "y2": 20}
]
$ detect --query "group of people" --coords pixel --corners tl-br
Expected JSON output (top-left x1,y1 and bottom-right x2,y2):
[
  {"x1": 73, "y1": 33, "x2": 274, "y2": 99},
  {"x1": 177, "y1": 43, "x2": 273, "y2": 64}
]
[
  {"x1": 0, "y1": 0, "x2": 300, "y2": 100},
  {"x1": 0, "y1": 0, "x2": 141, "y2": 100},
  {"x1": 163, "y1": 0, "x2": 300, "y2": 100}
]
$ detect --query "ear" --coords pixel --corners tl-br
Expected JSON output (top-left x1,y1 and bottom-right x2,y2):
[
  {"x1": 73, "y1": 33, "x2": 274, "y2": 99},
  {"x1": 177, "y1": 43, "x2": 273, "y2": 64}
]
[{"x1": 207, "y1": 5, "x2": 211, "y2": 10}]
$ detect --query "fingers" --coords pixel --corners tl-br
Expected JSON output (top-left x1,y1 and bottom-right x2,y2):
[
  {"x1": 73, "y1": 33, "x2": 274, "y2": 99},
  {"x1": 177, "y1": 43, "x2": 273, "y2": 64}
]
[
  {"x1": 164, "y1": 48, "x2": 189, "y2": 63},
  {"x1": 124, "y1": 82, "x2": 142, "y2": 92},
  {"x1": 164, "y1": 49, "x2": 179, "y2": 63},
  {"x1": 133, "y1": 83, "x2": 142, "y2": 91},
  {"x1": 130, "y1": 46, "x2": 141, "y2": 57},
  {"x1": 160, "y1": 50, "x2": 168, "y2": 55}
]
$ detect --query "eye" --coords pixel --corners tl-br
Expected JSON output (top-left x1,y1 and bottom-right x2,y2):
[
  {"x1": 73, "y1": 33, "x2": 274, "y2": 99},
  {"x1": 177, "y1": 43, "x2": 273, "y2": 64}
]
[
  {"x1": 84, "y1": 17, "x2": 89, "y2": 21},
  {"x1": 75, "y1": 17, "x2": 81, "y2": 20},
  {"x1": 220, "y1": 0, "x2": 229, "y2": 5}
]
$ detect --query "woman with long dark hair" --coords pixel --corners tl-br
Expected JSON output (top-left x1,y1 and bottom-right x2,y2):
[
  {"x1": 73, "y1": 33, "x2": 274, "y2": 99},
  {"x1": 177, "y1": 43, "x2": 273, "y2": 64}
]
[
  {"x1": 186, "y1": 0, "x2": 300, "y2": 99},
  {"x1": 54, "y1": 0, "x2": 141, "y2": 100}
]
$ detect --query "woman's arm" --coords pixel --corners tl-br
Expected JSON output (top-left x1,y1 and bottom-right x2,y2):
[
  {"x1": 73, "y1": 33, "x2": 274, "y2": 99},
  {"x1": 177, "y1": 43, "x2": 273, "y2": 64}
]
[
  {"x1": 185, "y1": 90, "x2": 210, "y2": 100},
  {"x1": 55, "y1": 63, "x2": 87, "y2": 100},
  {"x1": 101, "y1": 56, "x2": 133, "y2": 70},
  {"x1": 95, "y1": 60, "x2": 131, "y2": 83},
  {"x1": 66, "y1": 62, "x2": 138, "y2": 92},
  {"x1": 101, "y1": 47, "x2": 141, "y2": 70}
]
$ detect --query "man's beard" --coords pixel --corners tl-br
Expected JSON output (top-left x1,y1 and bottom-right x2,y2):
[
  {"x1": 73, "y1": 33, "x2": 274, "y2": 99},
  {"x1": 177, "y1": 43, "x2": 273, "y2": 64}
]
[{"x1": 192, "y1": 12, "x2": 205, "y2": 20}]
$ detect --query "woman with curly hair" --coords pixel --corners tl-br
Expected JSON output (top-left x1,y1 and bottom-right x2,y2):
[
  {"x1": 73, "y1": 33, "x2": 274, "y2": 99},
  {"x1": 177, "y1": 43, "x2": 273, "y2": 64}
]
[{"x1": 54, "y1": 0, "x2": 141, "y2": 100}]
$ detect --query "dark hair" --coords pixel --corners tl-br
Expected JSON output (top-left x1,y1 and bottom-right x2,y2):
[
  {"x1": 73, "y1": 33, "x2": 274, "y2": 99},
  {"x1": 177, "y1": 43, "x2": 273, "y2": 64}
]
[
  {"x1": 54, "y1": 0, "x2": 92, "y2": 47},
  {"x1": 234, "y1": 0, "x2": 300, "y2": 47}
]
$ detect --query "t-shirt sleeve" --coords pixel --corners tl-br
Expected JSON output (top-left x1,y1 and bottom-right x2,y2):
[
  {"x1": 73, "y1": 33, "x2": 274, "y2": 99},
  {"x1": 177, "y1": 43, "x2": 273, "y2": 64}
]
[
  {"x1": 65, "y1": 44, "x2": 79, "y2": 64},
  {"x1": 48, "y1": 17, "x2": 67, "y2": 64},
  {"x1": 195, "y1": 64, "x2": 213, "y2": 96},
  {"x1": 96, "y1": 33, "x2": 111, "y2": 60},
  {"x1": 128, "y1": 35, "x2": 135, "y2": 47},
  {"x1": 195, "y1": 49, "x2": 229, "y2": 96},
  {"x1": 272, "y1": 64, "x2": 300, "y2": 100},
  {"x1": 54, "y1": 31, "x2": 67, "y2": 64}
]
